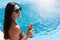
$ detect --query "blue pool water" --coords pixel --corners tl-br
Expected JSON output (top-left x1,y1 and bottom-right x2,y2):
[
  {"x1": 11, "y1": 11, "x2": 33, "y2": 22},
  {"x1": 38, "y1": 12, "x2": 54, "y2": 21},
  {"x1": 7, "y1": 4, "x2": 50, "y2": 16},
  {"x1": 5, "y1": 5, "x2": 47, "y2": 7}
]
[{"x1": 0, "y1": 0, "x2": 60, "y2": 40}]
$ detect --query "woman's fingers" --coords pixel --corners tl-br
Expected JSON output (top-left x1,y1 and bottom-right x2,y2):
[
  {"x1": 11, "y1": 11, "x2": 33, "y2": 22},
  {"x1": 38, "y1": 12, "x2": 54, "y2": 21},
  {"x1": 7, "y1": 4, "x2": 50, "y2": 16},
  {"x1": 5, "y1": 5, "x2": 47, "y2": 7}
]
[
  {"x1": 30, "y1": 29, "x2": 34, "y2": 35},
  {"x1": 27, "y1": 28, "x2": 34, "y2": 38},
  {"x1": 31, "y1": 29, "x2": 34, "y2": 34}
]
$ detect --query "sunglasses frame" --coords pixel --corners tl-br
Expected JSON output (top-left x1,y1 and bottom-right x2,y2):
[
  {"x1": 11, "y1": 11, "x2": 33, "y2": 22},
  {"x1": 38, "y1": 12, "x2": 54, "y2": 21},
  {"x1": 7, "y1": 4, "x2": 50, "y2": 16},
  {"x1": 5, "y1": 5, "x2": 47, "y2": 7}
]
[{"x1": 13, "y1": 7, "x2": 22, "y2": 13}]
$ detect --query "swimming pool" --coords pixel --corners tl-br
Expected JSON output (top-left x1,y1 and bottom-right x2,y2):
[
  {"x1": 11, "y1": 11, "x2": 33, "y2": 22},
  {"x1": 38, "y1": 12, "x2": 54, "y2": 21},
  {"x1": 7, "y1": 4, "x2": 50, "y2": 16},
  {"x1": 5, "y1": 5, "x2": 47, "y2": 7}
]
[{"x1": 0, "y1": 0, "x2": 60, "y2": 40}]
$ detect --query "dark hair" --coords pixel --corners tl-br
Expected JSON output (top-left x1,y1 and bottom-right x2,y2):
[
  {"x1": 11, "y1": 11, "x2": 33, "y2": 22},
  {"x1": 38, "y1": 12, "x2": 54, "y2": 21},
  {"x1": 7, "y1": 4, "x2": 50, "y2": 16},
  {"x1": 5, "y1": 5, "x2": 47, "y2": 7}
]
[{"x1": 3, "y1": 2, "x2": 19, "y2": 39}]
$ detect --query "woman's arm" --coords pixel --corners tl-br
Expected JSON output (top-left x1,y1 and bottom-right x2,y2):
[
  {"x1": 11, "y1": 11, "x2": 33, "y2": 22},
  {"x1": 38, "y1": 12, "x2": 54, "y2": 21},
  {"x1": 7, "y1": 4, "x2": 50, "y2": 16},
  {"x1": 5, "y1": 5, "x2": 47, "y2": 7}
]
[
  {"x1": 21, "y1": 35, "x2": 28, "y2": 40},
  {"x1": 19, "y1": 30, "x2": 28, "y2": 40}
]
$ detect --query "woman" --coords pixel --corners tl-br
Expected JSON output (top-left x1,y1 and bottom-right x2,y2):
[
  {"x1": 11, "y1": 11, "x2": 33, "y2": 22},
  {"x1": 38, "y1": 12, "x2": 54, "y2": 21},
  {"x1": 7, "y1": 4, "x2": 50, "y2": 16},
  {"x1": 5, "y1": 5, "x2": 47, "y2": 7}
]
[{"x1": 3, "y1": 2, "x2": 34, "y2": 40}]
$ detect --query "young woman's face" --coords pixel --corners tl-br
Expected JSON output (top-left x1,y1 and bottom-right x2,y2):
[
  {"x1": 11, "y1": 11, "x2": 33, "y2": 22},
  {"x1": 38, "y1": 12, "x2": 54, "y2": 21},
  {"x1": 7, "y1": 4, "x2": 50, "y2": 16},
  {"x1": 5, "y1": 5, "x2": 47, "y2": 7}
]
[{"x1": 12, "y1": 5, "x2": 21, "y2": 19}]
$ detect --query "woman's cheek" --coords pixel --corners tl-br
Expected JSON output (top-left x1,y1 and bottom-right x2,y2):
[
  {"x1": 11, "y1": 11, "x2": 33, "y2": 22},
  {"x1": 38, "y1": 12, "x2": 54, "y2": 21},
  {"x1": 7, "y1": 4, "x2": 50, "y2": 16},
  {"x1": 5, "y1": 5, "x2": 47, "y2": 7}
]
[{"x1": 17, "y1": 14, "x2": 20, "y2": 18}]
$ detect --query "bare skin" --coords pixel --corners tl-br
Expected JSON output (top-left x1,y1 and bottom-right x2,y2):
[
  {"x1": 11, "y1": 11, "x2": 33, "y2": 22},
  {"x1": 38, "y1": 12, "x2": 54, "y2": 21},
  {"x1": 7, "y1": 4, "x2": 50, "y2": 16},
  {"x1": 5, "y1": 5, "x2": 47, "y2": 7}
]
[{"x1": 8, "y1": 5, "x2": 34, "y2": 40}]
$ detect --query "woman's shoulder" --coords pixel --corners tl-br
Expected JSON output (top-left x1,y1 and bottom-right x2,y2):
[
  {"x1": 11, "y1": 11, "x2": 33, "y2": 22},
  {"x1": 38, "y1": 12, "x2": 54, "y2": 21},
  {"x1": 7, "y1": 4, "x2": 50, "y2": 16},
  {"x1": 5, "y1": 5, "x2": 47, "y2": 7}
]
[
  {"x1": 8, "y1": 25, "x2": 21, "y2": 40},
  {"x1": 9, "y1": 25, "x2": 21, "y2": 35},
  {"x1": 14, "y1": 25, "x2": 20, "y2": 30},
  {"x1": 13, "y1": 25, "x2": 21, "y2": 32}
]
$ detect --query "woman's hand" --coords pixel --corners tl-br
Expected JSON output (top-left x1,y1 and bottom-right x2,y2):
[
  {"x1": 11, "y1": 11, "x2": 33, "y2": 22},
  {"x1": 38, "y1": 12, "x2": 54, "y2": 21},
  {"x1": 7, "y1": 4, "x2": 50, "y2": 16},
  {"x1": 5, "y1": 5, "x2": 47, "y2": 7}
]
[
  {"x1": 26, "y1": 29, "x2": 34, "y2": 38},
  {"x1": 21, "y1": 24, "x2": 34, "y2": 40}
]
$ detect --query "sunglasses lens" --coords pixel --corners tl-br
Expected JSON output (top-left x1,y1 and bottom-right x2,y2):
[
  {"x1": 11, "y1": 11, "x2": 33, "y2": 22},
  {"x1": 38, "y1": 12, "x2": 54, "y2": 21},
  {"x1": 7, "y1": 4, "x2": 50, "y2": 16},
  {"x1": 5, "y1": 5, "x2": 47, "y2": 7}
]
[{"x1": 15, "y1": 9, "x2": 19, "y2": 13}]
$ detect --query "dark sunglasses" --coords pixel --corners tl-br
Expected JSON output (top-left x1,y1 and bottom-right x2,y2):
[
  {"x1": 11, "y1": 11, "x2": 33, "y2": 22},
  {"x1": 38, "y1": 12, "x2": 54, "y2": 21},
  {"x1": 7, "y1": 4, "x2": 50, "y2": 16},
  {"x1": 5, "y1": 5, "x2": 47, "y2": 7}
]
[{"x1": 13, "y1": 7, "x2": 22, "y2": 13}]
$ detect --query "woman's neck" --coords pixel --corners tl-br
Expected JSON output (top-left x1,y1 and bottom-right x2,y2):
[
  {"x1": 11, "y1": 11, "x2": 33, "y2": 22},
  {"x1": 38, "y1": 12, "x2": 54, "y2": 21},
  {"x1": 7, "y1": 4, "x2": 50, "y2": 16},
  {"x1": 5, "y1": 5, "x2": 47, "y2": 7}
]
[{"x1": 11, "y1": 17, "x2": 17, "y2": 26}]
